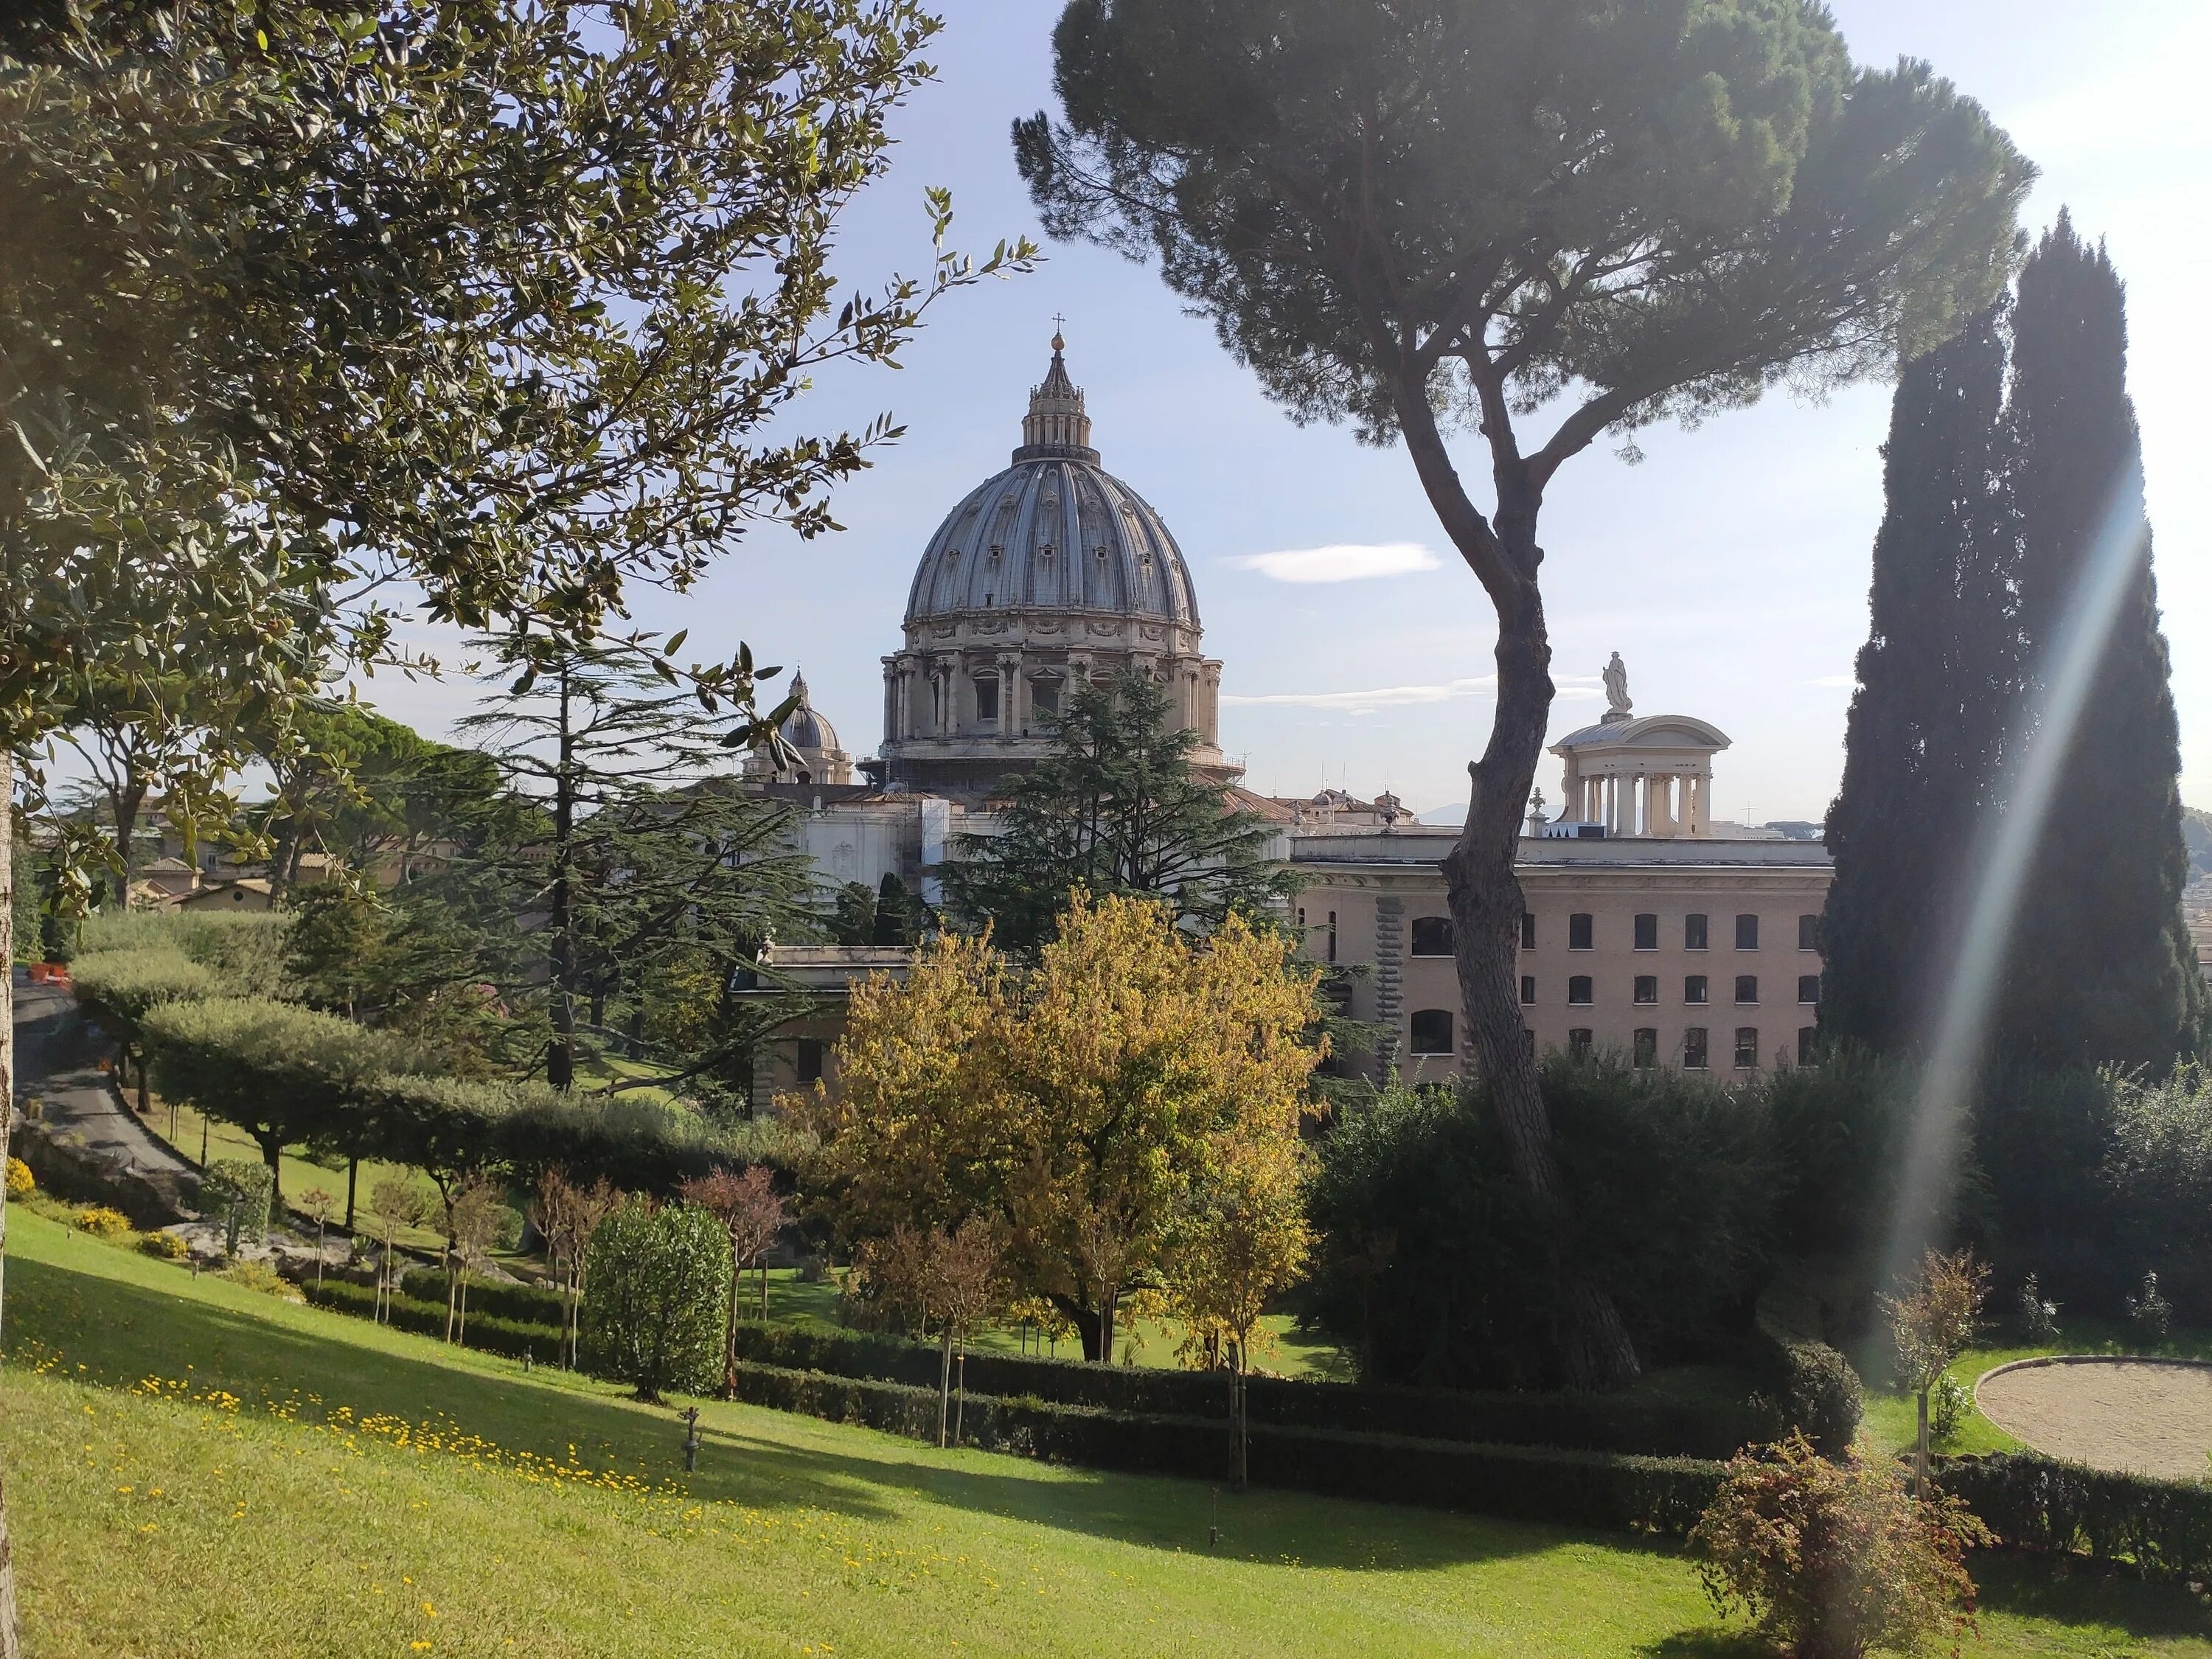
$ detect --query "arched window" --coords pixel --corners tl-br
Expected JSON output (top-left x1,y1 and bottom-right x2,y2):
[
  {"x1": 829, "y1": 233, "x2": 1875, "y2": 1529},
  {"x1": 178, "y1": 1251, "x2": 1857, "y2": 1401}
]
[
  {"x1": 1410, "y1": 917, "x2": 1453, "y2": 957},
  {"x1": 1409, "y1": 1009, "x2": 1454, "y2": 1055}
]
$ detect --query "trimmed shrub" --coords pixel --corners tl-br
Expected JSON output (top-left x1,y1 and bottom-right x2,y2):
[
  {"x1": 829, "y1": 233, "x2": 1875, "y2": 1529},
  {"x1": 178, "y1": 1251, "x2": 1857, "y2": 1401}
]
[
  {"x1": 74, "y1": 1205, "x2": 133, "y2": 1240},
  {"x1": 1758, "y1": 1338, "x2": 1864, "y2": 1460},
  {"x1": 400, "y1": 1267, "x2": 566, "y2": 1329},
  {"x1": 303, "y1": 1279, "x2": 563, "y2": 1363},
  {"x1": 145, "y1": 998, "x2": 422, "y2": 1183},
  {"x1": 78, "y1": 910, "x2": 288, "y2": 996},
  {"x1": 728, "y1": 1360, "x2": 1728, "y2": 1533},
  {"x1": 1937, "y1": 1452, "x2": 2212, "y2": 1582},
  {"x1": 728, "y1": 1322, "x2": 1773, "y2": 1458},
  {"x1": 70, "y1": 949, "x2": 220, "y2": 1033},
  {"x1": 581, "y1": 1199, "x2": 728, "y2": 1399},
  {"x1": 4, "y1": 1157, "x2": 32, "y2": 1198}
]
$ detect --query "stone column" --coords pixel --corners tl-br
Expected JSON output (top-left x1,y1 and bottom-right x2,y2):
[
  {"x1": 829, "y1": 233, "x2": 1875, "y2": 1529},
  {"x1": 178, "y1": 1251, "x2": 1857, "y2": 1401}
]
[
  {"x1": 1652, "y1": 773, "x2": 1677, "y2": 838},
  {"x1": 999, "y1": 652, "x2": 1020, "y2": 740}
]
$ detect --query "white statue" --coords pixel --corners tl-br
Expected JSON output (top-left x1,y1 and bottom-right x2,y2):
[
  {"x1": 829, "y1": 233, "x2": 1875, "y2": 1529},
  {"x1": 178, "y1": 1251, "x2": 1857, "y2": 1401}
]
[{"x1": 1602, "y1": 651, "x2": 1632, "y2": 717}]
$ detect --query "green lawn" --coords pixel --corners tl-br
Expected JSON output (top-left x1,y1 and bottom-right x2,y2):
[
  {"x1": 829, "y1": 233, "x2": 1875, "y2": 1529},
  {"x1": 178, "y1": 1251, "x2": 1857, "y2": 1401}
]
[
  {"x1": 1860, "y1": 1321, "x2": 2212, "y2": 1459},
  {"x1": 4, "y1": 1211, "x2": 2207, "y2": 1658},
  {"x1": 754, "y1": 1267, "x2": 1352, "y2": 1380}
]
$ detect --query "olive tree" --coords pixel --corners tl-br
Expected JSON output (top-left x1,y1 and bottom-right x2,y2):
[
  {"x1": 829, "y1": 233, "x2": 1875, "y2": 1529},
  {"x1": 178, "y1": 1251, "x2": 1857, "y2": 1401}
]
[{"x1": 1016, "y1": 0, "x2": 2032, "y2": 1384}]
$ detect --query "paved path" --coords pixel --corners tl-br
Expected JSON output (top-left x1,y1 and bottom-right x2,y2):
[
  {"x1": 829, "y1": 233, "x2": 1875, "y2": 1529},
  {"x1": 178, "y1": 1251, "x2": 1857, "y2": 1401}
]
[
  {"x1": 1978, "y1": 1358, "x2": 2212, "y2": 1482},
  {"x1": 11, "y1": 973, "x2": 195, "y2": 1182}
]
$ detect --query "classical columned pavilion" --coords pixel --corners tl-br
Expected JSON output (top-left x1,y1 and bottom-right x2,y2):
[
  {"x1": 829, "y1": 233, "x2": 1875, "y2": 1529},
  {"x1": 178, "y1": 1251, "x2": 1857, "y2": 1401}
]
[{"x1": 1548, "y1": 663, "x2": 1731, "y2": 839}]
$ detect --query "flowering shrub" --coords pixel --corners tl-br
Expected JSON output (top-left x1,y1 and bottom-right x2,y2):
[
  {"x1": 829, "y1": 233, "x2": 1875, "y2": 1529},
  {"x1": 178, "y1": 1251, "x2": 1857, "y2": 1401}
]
[
  {"x1": 4, "y1": 1156, "x2": 32, "y2": 1198},
  {"x1": 1691, "y1": 1433, "x2": 1990, "y2": 1659},
  {"x1": 139, "y1": 1231, "x2": 192, "y2": 1262},
  {"x1": 2126, "y1": 1272, "x2": 2173, "y2": 1345},
  {"x1": 74, "y1": 1205, "x2": 133, "y2": 1239},
  {"x1": 221, "y1": 1259, "x2": 302, "y2": 1301}
]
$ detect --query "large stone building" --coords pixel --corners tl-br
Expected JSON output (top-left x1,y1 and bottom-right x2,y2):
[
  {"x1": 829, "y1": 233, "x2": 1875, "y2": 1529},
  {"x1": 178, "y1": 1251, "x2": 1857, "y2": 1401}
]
[{"x1": 740, "y1": 336, "x2": 1834, "y2": 1102}]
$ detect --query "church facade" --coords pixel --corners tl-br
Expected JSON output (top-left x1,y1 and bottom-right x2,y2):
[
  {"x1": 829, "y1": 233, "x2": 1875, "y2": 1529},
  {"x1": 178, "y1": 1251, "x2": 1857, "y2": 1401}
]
[{"x1": 739, "y1": 338, "x2": 1832, "y2": 1102}]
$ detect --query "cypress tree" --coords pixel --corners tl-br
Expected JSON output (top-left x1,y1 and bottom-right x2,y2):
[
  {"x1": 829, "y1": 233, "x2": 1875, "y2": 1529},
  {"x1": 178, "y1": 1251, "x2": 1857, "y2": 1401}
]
[
  {"x1": 1822, "y1": 310, "x2": 2011, "y2": 1051},
  {"x1": 1997, "y1": 216, "x2": 2205, "y2": 1068}
]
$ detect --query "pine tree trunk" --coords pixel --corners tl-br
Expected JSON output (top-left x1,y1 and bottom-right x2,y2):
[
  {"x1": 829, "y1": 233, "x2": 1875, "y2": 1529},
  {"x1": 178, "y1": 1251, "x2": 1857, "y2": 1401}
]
[
  {"x1": 0, "y1": 754, "x2": 24, "y2": 1659},
  {"x1": 346, "y1": 1158, "x2": 358, "y2": 1231},
  {"x1": 547, "y1": 675, "x2": 578, "y2": 1091},
  {"x1": 1401, "y1": 393, "x2": 1641, "y2": 1391}
]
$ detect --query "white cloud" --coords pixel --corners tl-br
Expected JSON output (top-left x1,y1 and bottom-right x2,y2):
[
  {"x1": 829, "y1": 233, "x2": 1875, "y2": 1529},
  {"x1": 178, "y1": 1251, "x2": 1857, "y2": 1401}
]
[
  {"x1": 1230, "y1": 541, "x2": 1441, "y2": 584},
  {"x1": 1225, "y1": 675, "x2": 1494, "y2": 711}
]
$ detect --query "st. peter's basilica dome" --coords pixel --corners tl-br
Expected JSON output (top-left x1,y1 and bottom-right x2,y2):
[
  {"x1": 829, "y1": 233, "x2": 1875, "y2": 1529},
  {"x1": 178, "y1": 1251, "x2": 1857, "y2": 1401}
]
[{"x1": 877, "y1": 334, "x2": 1229, "y2": 802}]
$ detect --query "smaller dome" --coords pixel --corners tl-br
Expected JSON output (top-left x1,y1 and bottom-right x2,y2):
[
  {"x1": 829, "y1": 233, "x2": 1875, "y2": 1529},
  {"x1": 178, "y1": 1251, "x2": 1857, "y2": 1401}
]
[
  {"x1": 745, "y1": 669, "x2": 853, "y2": 786},
  {"x1": 778, "y1": 670, "x2": 839, "y2": 754}
]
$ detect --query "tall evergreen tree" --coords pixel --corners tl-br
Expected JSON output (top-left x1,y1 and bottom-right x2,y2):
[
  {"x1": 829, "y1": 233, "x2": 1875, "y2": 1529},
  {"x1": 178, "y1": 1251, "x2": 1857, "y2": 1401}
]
[
  {"x1": 1997, "y1": 218, "x2": 2205, "y2": 1068},
  {"x1": 1821, "y1": 311, "x2": 2011, "y2": 1051},
  {"x1": 940, "y1": 671, "x2": 1295, "y2": 953}
]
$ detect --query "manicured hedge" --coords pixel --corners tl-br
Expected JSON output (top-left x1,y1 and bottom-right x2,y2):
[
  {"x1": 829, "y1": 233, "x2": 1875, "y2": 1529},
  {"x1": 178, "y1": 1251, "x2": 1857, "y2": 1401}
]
[
  {"x1": 1936, "y1": 1452, "x2": 2212, "y2": 1582},
  {"x1": 398, "y1": 1268, "x2": 568, "y2": 1329},
  {"x1": 728, "y1": 1360, "x2": 1727, "y2": 1532},
  {"x1": 728, "y1": 1324, "x2": 1770, "y2": 1458},
  {"x1": 304, "y1": 1279, "x2": 564, "y2": 1364}
]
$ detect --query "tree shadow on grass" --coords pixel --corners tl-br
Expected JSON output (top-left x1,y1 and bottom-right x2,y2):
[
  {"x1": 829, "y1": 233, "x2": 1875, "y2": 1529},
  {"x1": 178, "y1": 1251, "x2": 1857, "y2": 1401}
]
[{"x1": 5, "y1": 1248, "x2": 1571, "y2": 1572}]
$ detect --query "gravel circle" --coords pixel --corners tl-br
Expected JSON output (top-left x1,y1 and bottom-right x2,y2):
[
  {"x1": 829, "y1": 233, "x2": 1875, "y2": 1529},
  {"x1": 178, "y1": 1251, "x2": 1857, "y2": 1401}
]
[{"x1": 1975, "y1": 1358, "x2": 2212, "y2": 1481}]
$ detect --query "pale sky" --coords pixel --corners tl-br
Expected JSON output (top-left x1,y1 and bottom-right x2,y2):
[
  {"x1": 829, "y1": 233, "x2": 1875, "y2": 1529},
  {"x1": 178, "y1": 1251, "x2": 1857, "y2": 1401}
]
[{"x1": 360, "y1": 0, "x2": 2211, "y2": 827}]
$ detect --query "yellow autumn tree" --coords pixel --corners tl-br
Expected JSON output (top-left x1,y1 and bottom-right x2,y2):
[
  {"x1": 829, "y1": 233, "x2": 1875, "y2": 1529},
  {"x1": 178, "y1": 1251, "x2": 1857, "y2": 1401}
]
[
  {"x1": 796, "y1": 893, "x2": 1325, "y2": 1363},
  {"x1": 790, "y1": 929, "x2": 1015, "y2": 1241},
  {"x1": 1166, "y1": 1128, "x2": 1313, "y2": 1486}
]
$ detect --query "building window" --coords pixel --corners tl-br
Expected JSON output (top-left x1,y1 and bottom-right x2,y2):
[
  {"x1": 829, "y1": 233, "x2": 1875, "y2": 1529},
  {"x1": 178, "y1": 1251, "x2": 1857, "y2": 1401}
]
[
  {"x1": 1297, "y1": 907, "x2": 1306, "y2": 931},
  {"x1": 1632, "y1": 1028, "x2": 1658, "y2": 1069},
  {"x1": 1798, "y1": 974, "x2": 1822, "y2": 1006},
  {"x1": 1683, "y1": 1027, "x2": 1709, "y2": 1070},
  {"x1": 1568, "y1": 913, "x2": 1594, "y2": 950},
  {"x1": 1520, "y1": 912, "x2": 1537, "y2": 950},
  {"x1": 796, "y1": 1040, "x2": 827, "y2": 1085},
  {"x1": 1409, "y1": 1009, "x2": 1454, "y2": 1055},
  {"x1": 973, "y1": 675, "x2": 999, "y2": 724},
  {"x1": 1568, "y1": 1028, "x2": 1593, "y2": 1057},
  {"x1": 1798, "y1": 914, "x2": 1820, "y2": 952},
  {"x1": 1523, "y1": 1028, "x2": 1536, "y2": 1057},
  {"x1": 1685, "y1": 975, "x2": 1709, "y2": 1004},
  {"x1": 1411, "y1": 917, "x2": 1454, "y2": 957},
  {"x1": 1634, "y1": 975, "x2": 1658, "y2": 1005},
  {"x1": 1568, "y1": 975, "x2": 1593, "y2": 1006},
  {"x1": 1736, "y1": 913, "x2": 1760, "y2": 950},
  {"x1": 1633, "y1": 913, "x2": 1658, "y2": 951},
  {"x1": 1030, "y1": 679, "x2": 1060, "y2": 719},
  {"x1": 1735, "y1": 975, "x2": 1759, "y2": 1005},
  {"x1": 1734, "y1": 1027, "x2": 1760, "y2": 1069},
  {"x1": 1798, "y1": 1026, "x2": 1820, "y2": 1065},
  {"x1": 1685, "y1": 913, "x2": 1709, "y2": 950},
  {"x1": 1327, "y1": 911, "x2": 1338, "y2": 964},
  {"x1": 1520, "y1": 975, "x2": 1537, "y2": 1006}
]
